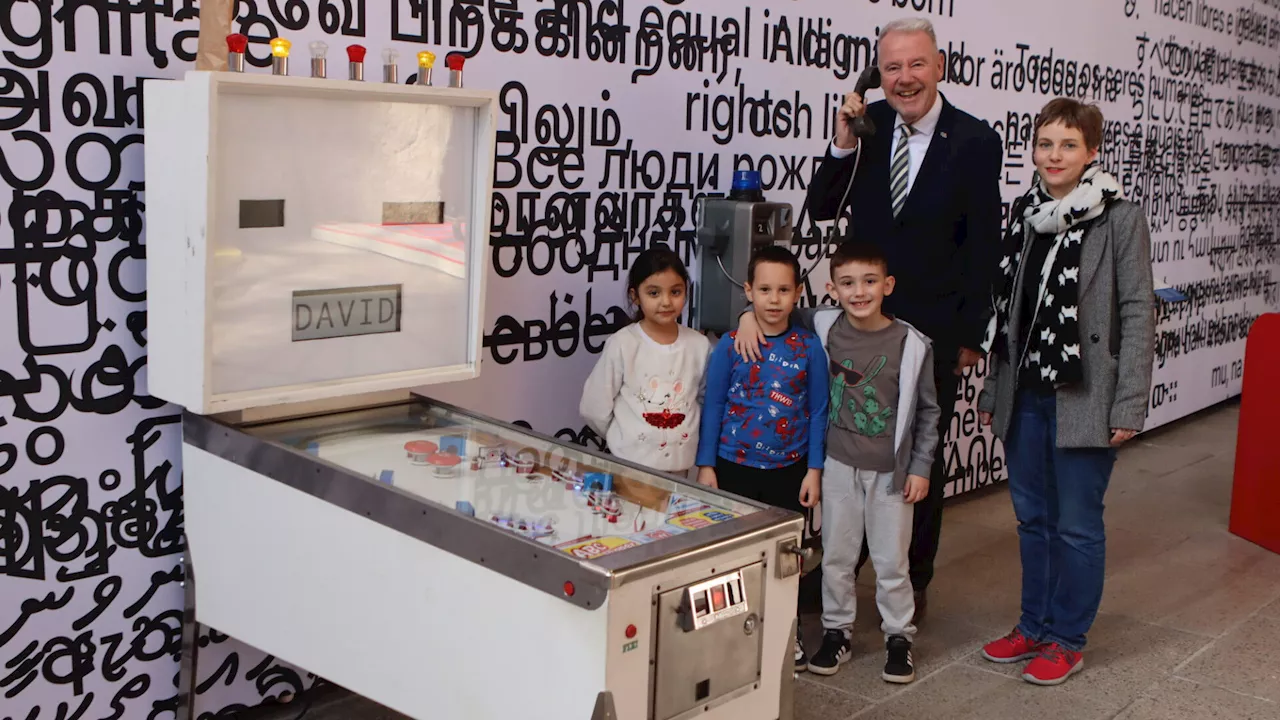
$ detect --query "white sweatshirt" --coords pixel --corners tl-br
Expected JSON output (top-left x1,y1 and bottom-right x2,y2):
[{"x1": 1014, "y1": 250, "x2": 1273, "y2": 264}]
[{"x1": 579, "y1": 323, "x2": 711, "y2": 473}]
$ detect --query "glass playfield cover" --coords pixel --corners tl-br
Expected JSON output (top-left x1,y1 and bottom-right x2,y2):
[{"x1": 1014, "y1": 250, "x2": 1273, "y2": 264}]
[{"x1": 243, "y1": 398, "x2": 763, "y2": 562}]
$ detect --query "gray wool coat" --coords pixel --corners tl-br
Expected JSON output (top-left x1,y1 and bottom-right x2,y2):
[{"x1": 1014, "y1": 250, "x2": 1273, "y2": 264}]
[{"x1": 977, "y1": 200, "x2": 1156, "y2": 448}]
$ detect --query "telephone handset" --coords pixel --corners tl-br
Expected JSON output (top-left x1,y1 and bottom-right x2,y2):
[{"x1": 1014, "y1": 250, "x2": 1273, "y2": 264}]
[{"x1": 850, "y1": 65, "x2": 882, "y2": 139}]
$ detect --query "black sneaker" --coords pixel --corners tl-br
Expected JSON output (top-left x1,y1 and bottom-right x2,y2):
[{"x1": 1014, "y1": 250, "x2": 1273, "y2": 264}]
[
  {"x1": 883, "y1": 635, "x2": 915, "y2": 684},
  {"x1": 795, "y1": 628, "x2": 809, "y2": 673},
  {"x1": 807, "y1": 629, "x2": 851, "y2": 676}
]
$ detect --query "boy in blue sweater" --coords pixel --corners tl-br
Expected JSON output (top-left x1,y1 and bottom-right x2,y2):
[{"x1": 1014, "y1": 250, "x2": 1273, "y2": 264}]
[{"x1": 696, "y1": 244, "x2": 829, "y2": 671}]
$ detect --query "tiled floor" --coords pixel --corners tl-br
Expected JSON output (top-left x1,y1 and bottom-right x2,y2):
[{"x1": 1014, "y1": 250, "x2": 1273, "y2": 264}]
[{"x1": 264, "y1": 401, "x2": 1279, "y2": 720}]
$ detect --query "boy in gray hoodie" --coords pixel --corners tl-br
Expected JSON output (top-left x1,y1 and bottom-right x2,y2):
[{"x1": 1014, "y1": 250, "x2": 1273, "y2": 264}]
[{"x1": 734, "y1": 240, "x2": 939, "y2": 683}]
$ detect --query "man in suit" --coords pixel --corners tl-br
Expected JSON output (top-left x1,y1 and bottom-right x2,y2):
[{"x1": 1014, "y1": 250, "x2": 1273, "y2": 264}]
[{"x1": 808, "y1": 17, "x2": 1003, "y2": 619}]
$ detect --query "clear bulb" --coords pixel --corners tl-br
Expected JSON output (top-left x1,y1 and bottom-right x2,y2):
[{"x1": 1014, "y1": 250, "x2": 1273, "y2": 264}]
[
  {"x1": 382, "y1": 47, "x2": 399, "y2": 65},
  {"x1": 309, "y1": 40, "x2": 328, "y2": 59},
  {"x1": 269, "y1": 37, "x2": 291, "y2": 58}
]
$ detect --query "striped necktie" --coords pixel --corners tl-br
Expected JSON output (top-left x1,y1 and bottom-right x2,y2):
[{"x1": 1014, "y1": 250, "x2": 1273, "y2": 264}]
[{"x1": 890, "y1": 123, "x2": 915, "y2": 217}]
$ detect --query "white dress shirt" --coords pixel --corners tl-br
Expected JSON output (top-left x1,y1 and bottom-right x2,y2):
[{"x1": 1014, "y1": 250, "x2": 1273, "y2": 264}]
[{"x1": 829, "y1": 93, "x2": 943, "y2": 196}]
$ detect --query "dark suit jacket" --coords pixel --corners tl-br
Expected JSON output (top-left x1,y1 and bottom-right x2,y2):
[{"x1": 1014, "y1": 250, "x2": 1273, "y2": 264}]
[{"x1": 807, "y1": 94, "x2": 1003, "y2": 369}]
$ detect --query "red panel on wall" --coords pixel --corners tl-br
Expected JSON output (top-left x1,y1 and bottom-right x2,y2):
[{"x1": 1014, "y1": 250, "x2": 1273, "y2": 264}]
[{"x1": 1230, "y1": 313, "x2": 1280, "y2": 554}]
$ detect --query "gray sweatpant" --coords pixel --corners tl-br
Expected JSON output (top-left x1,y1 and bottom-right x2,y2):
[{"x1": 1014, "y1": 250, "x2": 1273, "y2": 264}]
[{"x1": 821, "y1": 457, "x2": 917, "y2": 639}]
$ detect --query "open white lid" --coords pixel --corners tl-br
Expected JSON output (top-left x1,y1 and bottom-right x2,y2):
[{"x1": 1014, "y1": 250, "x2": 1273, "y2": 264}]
[{"x1": 144, "y1": 70, "x2": 498, "y2": 415}]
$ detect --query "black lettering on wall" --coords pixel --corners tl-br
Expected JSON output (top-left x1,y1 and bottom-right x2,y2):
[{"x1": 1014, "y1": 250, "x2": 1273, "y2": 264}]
[{"x1": 4, "y1": 1, "x2": 1279, "y2": 717}]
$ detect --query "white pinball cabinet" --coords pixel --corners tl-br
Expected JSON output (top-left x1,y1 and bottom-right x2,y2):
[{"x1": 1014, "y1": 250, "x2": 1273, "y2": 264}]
[
  {"x1": 181, "y1": 397, "x2": 804, "y2": 720},
  {"x1": 145, "y1": 71, "x2": 496, "y2": 415}
]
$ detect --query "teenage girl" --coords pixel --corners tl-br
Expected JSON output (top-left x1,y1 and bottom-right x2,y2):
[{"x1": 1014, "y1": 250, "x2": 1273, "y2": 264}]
[{"x1": 580, "y1": 246, "x2": 710, "y2": 475}]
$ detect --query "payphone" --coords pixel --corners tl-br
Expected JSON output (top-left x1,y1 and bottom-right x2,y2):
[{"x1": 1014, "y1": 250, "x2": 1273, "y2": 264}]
[{"x1": 696, "y1": 171, "x2": 794, "y2": 334}]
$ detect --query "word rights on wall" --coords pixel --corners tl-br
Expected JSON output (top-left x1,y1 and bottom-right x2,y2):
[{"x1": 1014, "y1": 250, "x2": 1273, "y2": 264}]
[{"x1": 1, "y1": 0, "x2": 1277, "y2": 718}]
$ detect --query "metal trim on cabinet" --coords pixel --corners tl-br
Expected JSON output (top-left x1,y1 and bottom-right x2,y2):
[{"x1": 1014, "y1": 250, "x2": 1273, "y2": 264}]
[
  {"x1": 182, "y1": 410, "x2": 613, "y2": 610},
  {"x1": 598, "y1": 517, "x2": 803, "y2": 589},
  {"x1": 176, "y1": 549, "x2": 199, "y2": 720}
]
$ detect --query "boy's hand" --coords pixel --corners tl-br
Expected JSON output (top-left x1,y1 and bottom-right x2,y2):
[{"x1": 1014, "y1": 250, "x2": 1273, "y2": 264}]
[
  {"x1": 799, "y1": 468, "x2": 822, "y2": 508},
  {"x1": 978, "y1": 411, "x2": 993, "y2": 426},
  {"x1": 733, "y1": 312, "x2": 767, "y2": 362},
  {"x1": 696, "y1": 466, "x2": 718, "y2": 489},
  {"x1": 1110, "y1": 428, "x2": 1137, "y2": 446},
  {"x1": 903, "y1": 474, "x2": 929, "y2": 503}
]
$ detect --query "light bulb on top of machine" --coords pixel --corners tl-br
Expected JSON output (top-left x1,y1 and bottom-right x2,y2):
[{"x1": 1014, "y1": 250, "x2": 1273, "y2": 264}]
[
  {"x1": 415, "y1": 51, "x2": 436, "y2": 86},
  {"x1": 382, "y1": 47, "x2": 399, "y2": 84},
  {"x1": 269, "y1": 37, "x2": 291, "y2": 76},
  {"x1": 346, "y1": 44, "x2": 366, "y2": 81},
  {"x1": 225, "y1": 33, "x2": 248, "y2": 72},
  {"x1": 728, "y1": 170, "x2": 764, "y2": 202},
  {"x1": 445, "y1": 52, "x2": 465, "y2": 88},
  {"x1": 309, "y1": 40, "x2": 328, "y2": 78}
]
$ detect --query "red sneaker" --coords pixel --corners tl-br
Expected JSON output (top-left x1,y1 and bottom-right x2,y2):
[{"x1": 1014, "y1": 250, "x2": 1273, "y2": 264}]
[
  {"x1": 1022, "y1": 643, "x2": 1084, "y2": 686},
  {"x1": 981, "y1": 628, "x2": 1043, "y2": 663}
]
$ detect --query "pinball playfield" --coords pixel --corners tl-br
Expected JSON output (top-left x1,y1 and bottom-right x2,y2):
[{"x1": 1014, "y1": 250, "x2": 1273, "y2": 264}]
[{"x1": 253, "y1": 401, "x2": 755, "y2": 561}]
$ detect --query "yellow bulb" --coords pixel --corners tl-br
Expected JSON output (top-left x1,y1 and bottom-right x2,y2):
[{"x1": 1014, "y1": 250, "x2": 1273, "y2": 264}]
[
  {"x1": 270, "y1": 37, "x2": 291, "y2": 58},
  {"x1": 417, "y1": 51, "x2": 436, "y2": 69}
]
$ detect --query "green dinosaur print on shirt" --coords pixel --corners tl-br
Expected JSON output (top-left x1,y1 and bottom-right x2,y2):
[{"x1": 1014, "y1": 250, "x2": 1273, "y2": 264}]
[{"x1": 829, "y1": 356, "x2": 894, "y2": 437}]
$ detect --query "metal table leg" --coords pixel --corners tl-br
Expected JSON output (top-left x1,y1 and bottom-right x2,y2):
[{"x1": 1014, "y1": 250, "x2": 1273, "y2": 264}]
[{"x1": 177, "y1": 548, "x2": 200, "y2": 720}]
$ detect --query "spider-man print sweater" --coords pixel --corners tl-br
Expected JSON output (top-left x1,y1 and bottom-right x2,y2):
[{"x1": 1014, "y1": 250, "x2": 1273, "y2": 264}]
[{"x1": 696, "y1": 325, "x2": 829, "y2": 470}]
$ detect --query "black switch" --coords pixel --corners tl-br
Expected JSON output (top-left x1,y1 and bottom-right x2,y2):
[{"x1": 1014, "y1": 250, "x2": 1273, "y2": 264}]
[
  {"x1": 239, "y1": 199, "x2": 285, "y2": 228},
  {"x1": 695, "y1": 679, "x2": 710, "y2": 701}
]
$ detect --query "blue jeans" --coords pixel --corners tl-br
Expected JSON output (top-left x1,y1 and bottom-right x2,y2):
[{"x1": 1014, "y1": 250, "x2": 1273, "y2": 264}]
[{"x1": 1006, "y1": 389, "x2": 1116, "y2": 652}]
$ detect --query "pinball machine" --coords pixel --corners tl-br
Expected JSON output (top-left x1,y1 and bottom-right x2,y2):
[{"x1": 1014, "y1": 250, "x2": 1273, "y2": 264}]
[{"x1": 144, "y1": 44, "x2": 805, "y2": 720}]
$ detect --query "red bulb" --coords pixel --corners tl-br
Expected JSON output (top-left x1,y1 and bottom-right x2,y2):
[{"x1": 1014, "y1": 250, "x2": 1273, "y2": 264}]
[
  {"x1": 625, "y1": 624, "x2": 637, "y2": 639},
  {"x1": 226, "y1": 33, "x2": 248, "y2": 54},
  {"x1": 346, "y1": 44, "x2": 367, "y2": 63},
  {"x1": 563, "y1": 581, "x2": 575, "y2": 597},
  {"x1": 445, "y1": 52, "x2": 466, "y2": 71}
]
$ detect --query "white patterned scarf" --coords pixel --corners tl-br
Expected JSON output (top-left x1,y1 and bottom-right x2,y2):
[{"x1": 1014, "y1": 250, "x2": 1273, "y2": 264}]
[{"x1": 984, "y1": 164, "x2": 1123, "y2": 387}]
